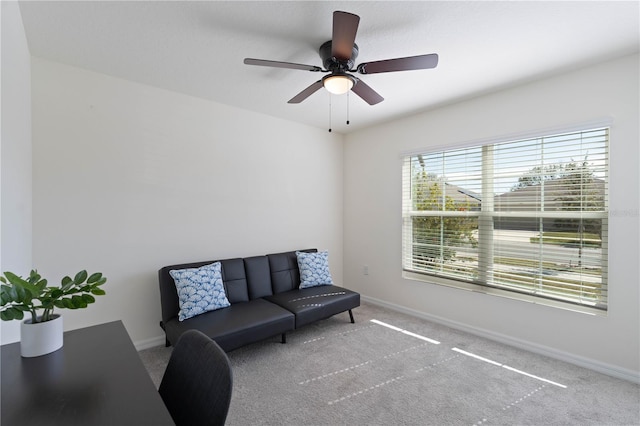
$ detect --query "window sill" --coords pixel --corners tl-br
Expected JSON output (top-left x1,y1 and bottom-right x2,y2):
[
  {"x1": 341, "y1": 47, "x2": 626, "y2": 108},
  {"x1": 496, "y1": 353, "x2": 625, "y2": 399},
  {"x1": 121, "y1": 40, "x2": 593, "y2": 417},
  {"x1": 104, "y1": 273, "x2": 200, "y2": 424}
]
[{"x1": 402, "y1": 270, "x2": 607, "y2": 317}]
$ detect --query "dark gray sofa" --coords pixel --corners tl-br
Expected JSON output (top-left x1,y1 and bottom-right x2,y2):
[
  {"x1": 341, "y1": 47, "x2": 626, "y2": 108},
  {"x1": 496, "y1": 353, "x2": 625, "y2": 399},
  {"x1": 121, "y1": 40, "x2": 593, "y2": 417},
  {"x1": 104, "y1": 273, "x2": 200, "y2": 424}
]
[{"x1": 158, "y1": 249, "x2": 360, "y2": 352}]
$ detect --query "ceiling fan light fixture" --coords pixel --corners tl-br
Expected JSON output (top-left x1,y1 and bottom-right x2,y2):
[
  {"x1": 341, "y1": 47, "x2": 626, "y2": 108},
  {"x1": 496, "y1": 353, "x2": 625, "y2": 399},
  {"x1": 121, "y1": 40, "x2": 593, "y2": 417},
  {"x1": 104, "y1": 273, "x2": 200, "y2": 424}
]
[{"x1": 323, "y1": 74, "x2": 355, "y2": 95}]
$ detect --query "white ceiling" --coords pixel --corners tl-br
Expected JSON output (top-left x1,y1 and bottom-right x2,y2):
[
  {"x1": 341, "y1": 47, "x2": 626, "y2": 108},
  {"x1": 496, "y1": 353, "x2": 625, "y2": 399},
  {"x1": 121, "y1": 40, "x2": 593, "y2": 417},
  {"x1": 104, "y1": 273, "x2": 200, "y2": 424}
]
[{"x1": 18, "y1": 1, "x2": 640, "y2": 134}]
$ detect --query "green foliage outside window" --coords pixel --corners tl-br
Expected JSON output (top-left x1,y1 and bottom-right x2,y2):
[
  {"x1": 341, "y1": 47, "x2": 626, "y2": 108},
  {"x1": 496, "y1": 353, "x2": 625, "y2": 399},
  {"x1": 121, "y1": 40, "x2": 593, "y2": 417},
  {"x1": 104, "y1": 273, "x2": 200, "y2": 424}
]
[{"x1": 412, "y1": 169, "x2": 477, "y2": 265}]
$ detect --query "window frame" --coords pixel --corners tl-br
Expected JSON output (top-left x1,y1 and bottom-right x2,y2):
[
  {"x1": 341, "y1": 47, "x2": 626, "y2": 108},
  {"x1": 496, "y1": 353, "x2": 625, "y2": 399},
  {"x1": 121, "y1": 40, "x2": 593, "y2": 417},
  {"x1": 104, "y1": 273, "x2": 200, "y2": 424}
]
[{"x1": 401, "y1": 123, "x2": 610, "y2": 315}]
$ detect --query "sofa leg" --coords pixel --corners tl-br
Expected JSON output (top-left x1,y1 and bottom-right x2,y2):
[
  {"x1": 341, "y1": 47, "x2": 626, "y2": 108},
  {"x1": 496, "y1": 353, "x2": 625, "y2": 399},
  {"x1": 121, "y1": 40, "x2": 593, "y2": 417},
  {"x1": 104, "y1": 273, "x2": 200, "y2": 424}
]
[
  {"x1": 281, "y1": 333, "x2": 287, "y2": 344},
  {"x1": 348, "y1": 309, "x2": 355, "y2": 323},
  {"x1": 159, "y1": 321, "x2": 170, "y2": 347}
]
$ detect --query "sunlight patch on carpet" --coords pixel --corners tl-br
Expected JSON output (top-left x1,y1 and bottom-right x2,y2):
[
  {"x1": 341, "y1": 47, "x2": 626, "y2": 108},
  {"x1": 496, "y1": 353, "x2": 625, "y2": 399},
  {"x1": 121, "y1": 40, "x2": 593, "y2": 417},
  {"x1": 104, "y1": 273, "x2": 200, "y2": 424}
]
[
  {"x1": 452, "y1": 347, "x2": 567, "y2": 388},
  {"x1": 370, "y1": 319, "x2": 441, "y2": 344}
]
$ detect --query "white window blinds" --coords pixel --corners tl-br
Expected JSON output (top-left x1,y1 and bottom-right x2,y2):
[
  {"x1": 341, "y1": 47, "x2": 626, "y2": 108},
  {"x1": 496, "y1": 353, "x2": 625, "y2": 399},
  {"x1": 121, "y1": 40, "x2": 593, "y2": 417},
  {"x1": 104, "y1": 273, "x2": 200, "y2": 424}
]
[{"x1": 402, "y1": 128, "x2": 609, "y2": 310}]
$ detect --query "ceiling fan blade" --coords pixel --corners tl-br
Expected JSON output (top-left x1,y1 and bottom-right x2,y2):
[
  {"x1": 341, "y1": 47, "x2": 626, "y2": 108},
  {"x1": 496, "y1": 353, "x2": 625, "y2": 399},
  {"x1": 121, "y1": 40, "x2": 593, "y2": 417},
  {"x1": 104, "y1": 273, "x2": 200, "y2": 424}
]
[
  {"x1": 357, "y1": 53, "x2": 439, "y2": 74},
  {"x1": 244, "y1": 58, "x2": 322, "y2": 72},
  {"x1": 288, "y1": 80, "x2": 324, "y2": 104},
  {"x1": 351, "y1": 78, "x2": 384, "y2": 105},
  {"x1": 332, "y1": 11, "x2": 360, "y2": 61}
]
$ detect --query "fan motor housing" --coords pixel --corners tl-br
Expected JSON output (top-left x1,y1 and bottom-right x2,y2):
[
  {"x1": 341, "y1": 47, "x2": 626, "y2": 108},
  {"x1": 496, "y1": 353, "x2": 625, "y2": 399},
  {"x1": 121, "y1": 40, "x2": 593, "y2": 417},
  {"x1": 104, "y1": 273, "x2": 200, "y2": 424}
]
[{"x1": 319, "y1": 40, "x2": 359, "y2": 71}]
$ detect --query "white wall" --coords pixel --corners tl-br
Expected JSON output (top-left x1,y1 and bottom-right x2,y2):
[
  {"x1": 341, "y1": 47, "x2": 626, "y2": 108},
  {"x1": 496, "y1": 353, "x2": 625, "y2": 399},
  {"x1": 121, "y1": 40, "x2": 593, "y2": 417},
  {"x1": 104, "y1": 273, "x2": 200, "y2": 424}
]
[
  {"x1": 0, "y1": 1, "x2": 32, "y2": 344},
  {"x1": 344, "y1": 54, "x2": 640, "y2": 380},
  {"x1": 26, "y1": 58, "x2": 344, "y2": 347}
]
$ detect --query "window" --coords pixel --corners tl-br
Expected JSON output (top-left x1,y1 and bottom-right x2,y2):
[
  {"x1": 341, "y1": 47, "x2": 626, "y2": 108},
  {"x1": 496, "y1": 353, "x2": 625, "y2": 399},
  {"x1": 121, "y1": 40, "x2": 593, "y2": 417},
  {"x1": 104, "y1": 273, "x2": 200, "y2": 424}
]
[{"x1": 402, "y1": 127, "x2": 609, "y2": 311}]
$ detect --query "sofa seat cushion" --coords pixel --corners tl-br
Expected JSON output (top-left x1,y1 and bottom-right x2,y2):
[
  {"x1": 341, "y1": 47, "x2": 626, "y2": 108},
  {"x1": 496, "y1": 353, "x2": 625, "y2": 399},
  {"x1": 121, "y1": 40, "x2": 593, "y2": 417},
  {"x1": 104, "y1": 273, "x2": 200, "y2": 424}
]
[
  {"x1": 265, "y1": 285, "x2": 360, "y2": 328},
  {"x1": 163, "y1": 298, "x2": 294, "y2": 352}
]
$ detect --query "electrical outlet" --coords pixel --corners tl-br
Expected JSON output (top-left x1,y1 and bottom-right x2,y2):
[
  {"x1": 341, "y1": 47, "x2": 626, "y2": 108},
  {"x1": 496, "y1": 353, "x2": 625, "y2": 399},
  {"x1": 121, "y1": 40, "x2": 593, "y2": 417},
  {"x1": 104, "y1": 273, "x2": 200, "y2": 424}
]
[{"x1": 363, "y1": 265, "x2": 369, "y2": 275}]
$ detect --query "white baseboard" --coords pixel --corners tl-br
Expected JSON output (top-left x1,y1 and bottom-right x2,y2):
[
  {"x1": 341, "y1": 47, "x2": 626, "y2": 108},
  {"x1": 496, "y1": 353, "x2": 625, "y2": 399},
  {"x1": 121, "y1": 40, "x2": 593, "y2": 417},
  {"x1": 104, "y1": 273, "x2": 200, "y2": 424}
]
[
  {"x1": 362, "y1": 295, "x2": 640, "y2": 384},
  {"x1": 134, "y1": 335, "x2": 166, "y2": 351}
]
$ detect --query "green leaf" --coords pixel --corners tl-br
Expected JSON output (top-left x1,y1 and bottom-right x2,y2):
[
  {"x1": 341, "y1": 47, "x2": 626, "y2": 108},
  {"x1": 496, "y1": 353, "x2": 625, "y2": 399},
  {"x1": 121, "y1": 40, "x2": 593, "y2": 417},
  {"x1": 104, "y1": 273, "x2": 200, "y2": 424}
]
[
  {"x1": 0, "y1": 291, "x2": 11, "y2": 305},
  {"x1": 8, "y1": 286, "x2": 19, "y2": 302},
  {"x1": 3, "y1": 272, "x2": 40, "y2": 295},
  {"x1": 61, "y1": 276, "x2": 73, "y2": 291},
  {"x1": 87, "y1": 272, "x2": 103, "y2": 284},
  {"x1": 53, "y1": 300, "x2": 66, "y2": 309},
  {"x1": 62, "y1": 298, "x2": 75, "y2": 309},
  {"x1": 81, "y1": 294, "x2": 96, "y2": 304},
  {"x1": 36, "y1": 279, "x2": 48, "y2": 291},
  {"x1": 28, "y1": 270, "x2": 41, "y2": 284},
  {"x1": 16, "y1": 286, "x2": 33, "y2": 305},
  {"x1": 73, "y1": 270, "x2": 88, "y2": 285},
  {"x1": 41, "y1": 298, "x2": 55, "y2": 309},
  {"x1": 71, "y1": 295, "x2": 87, "y2": 309},
  {"x1": 91, "y1": 288, "x2": 106, "y2": 296},
  {"x1": 49, "y1": 289, "x2": 64, "y2": 299},
  {"x1": 13, "y1": 308, "x2": 26, "y2": 319},
  {"x1": 1, "y1": 307, "x2": 25, "y2": 321}
]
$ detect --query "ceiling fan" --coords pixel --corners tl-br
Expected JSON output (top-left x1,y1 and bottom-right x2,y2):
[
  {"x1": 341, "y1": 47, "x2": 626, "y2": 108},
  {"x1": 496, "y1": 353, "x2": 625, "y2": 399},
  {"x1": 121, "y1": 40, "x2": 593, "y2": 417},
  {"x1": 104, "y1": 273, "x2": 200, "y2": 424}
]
[{"x1": 244, "y1": 11, "x2": 439, "y2": 105}]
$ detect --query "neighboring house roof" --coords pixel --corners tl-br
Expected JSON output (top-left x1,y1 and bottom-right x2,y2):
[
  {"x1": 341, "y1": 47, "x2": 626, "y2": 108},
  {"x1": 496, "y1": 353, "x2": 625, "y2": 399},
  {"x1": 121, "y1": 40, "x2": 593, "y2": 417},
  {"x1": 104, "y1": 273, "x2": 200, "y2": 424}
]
[
  {"x1": 423, "y1": 177, "x2": 605, "y2": 212},
  {"x1": 443, "y1": 182, "x2": 481, "y2": 209},
  {"x1": 494, "y1": 177, "x2": 605, "y2": 211}
]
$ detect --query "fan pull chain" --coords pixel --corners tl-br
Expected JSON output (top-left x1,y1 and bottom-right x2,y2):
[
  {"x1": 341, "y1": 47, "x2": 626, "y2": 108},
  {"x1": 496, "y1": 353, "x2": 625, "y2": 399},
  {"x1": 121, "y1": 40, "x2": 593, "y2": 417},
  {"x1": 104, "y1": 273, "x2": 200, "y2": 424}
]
[
  {"x1": 328, "y1": 94, "x2": 332, "y2": 132},
  {"x1": 346, "y1": 90, "x2": 350, "y2": 125}
]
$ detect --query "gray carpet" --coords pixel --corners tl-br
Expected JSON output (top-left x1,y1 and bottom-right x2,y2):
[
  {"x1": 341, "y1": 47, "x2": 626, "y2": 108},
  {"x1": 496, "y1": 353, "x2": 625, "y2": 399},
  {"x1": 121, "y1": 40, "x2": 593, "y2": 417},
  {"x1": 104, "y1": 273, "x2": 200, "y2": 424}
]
[{"x1": 139, "y1": 302, "x2": 640, "y2": 425}]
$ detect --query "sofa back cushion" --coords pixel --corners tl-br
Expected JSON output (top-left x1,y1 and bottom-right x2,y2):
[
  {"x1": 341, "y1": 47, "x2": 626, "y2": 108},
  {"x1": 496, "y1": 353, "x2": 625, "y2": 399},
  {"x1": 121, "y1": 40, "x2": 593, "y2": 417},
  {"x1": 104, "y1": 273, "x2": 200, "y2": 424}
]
[
  {"x1": 219, "y1": 258, "x2": 249, "y2": 303},
  {"x1": 267, "y1": 249, "x2": 317, "y2": 294},
  {"x1": 244, "y1": 256, "x2": 273, "y2": 299}
]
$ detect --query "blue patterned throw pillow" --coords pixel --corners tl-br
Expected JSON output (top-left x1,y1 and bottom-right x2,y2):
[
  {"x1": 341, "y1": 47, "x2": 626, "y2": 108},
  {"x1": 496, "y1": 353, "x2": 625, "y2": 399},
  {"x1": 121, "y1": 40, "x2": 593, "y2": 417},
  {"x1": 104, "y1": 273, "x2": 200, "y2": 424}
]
[
  {"x1": 169, "y1": 262, "x2": 230, "y2": 321},
  {"x1": 297, "y1": 251, "x2": 334, "y2": 289}
]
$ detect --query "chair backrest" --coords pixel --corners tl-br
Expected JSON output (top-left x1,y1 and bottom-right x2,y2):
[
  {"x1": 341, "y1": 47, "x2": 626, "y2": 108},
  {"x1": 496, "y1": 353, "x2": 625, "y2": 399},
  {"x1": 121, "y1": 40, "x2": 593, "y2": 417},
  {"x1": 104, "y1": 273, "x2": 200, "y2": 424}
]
[{"x1": 159, "y1": 330, "x2": 233, "y2": 426}]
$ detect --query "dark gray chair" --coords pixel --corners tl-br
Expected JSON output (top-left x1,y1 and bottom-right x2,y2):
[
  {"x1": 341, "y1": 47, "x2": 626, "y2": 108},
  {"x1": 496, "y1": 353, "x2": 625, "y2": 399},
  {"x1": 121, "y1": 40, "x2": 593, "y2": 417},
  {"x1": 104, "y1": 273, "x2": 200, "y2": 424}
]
[{"x1": 159, "y1": 329, "x2": 233, "y2": 426}]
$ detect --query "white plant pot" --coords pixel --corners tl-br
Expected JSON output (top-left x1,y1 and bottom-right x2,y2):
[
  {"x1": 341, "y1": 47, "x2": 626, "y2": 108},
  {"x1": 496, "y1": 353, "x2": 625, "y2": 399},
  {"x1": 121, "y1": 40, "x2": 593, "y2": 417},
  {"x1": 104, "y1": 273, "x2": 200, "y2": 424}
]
[{"x1": 20, "y1": 314, "x2": 63, "y2": 357}]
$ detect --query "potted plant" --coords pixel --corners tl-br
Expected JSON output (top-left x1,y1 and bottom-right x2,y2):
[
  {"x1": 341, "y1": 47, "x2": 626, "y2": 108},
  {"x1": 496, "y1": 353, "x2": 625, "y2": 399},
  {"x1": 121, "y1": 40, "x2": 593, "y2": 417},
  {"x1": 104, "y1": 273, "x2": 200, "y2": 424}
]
[{"x1": 0, "y1": 269, "x2": 107, "y2": 357}]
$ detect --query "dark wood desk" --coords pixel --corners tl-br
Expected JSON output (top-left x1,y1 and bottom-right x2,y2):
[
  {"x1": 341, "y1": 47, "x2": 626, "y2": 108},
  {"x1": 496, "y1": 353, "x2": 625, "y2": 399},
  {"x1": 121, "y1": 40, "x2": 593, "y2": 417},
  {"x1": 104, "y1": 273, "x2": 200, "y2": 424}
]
[{"x1": 1, "y1": 320, "x2": 174, "y2": 426}]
